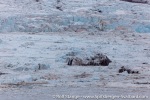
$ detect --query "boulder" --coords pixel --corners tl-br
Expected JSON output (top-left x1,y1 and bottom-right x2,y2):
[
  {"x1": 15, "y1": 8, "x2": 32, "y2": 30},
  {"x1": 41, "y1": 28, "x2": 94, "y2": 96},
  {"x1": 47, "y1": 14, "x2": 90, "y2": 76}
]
[
  {"x1": 118, "y1": 66, "x2": 139, "y2": 74},
  {"x1": 67, "y1": 52, "x2": 111, "y2": 66},
  {"x1": 121, "y1": 0, "x2": 149, "y2": 4}
]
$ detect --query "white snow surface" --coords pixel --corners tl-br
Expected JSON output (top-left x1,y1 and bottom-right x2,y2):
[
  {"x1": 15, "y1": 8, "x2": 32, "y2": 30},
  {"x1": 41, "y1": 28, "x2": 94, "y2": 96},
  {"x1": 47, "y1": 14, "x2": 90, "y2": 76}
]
[{"x1": 0, "y1": 32, "x2": 150, "y2": 89}]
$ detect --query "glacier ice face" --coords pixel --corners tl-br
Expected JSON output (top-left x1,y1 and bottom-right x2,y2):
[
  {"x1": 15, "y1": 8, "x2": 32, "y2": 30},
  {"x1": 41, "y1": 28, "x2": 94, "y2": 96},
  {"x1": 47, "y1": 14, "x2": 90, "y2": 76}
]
[
  {"x1": 0, "y1": 13, "x2": 149, "y2": 33},
  {"x1": 0, "y1": 14, "x2": 101, "y2": 32}
]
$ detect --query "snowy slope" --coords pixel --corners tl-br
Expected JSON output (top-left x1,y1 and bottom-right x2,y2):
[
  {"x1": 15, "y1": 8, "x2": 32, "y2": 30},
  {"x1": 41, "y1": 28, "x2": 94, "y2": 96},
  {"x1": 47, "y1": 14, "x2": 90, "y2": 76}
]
[{"x1": 0, "y1": 0, "x2": 150, "y2": 32}]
